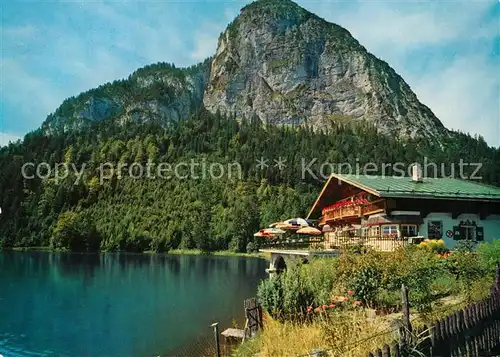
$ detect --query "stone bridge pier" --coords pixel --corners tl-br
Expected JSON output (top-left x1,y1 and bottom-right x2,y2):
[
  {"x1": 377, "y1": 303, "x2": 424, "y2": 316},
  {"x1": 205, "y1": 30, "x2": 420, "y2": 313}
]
[
  {"x1": 260, "y1": 250, "x2": 311, "y2": 274},
  {"x1": 259, "y1": 249, "x2": 339, "y2": 274}
]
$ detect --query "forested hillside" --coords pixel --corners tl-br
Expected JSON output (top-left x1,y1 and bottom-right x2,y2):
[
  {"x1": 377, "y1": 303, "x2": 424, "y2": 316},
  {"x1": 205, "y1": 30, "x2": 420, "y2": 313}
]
[{"x1": 1, "y1": 108, "x2": 498, "y2": 252}]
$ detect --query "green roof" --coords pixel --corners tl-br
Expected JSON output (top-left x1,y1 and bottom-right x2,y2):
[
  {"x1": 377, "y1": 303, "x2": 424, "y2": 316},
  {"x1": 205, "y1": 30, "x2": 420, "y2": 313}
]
[
  {"x1": 336, "y1": 174, "x2": 500, "y2": 200},
  {"x1": 307, "y1": 174, "x2": 500, "y2": 219}
]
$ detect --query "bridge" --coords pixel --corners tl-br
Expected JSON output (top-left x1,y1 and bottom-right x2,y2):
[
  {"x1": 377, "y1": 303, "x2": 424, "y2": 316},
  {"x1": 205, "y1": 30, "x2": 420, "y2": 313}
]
[{"x1": 258, "y1": 248, "x2": 339, "y2": 274}]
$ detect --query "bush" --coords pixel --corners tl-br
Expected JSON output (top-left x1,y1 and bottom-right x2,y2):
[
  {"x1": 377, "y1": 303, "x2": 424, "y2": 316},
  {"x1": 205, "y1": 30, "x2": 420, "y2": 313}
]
[
  {"x1": 418, "y1": 239, "x2": 448, "y2": 253},
  {"x1": 445, "y1": 251, "x2": 486, "y2": 300},
  {"x1": 51, "y1": 211, "x2": 101, "y2": 252},
  {"x1": 246, "y1": 241, "x2": 258, "y2": 253},
  {"x1": 477, "y1": 240, "x2": 500, "y2": 273},
  {"x1": 349, "y1": 265, "x2": 382, "y2": 305},
  {"x1": 258, "y1": 264, "x2": 312, "y2": 319},
  {"x1": 455, "y1": 240, "x2": 477, "y2": 253},
  {"x1": 258, "y1": 275, "x2": 284, "y2": 318},
  {"x1": 301, "y1": 259, "x2": 337, "y2": 306}
]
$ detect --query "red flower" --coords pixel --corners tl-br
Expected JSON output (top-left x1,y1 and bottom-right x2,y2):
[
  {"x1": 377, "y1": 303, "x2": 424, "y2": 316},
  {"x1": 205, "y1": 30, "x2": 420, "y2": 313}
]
[
  {"x1": 314, "y1": 307, "x2": 321, "y2": 313},
  {"x1": 322, "y1": 304, "x2": 328, "y2": 310},
  {"x1": 306, "y1": 306, "x2": 313, "y2": 312},
  {"x1": 353, "y1": 301, "x2": 362, "y2": 306},
  {"x1": 329, "y1": 304, "x2": 336, "y2": 308},
  {"x1": 347, "y1": 290, "x2": 355, "y2": 296}
]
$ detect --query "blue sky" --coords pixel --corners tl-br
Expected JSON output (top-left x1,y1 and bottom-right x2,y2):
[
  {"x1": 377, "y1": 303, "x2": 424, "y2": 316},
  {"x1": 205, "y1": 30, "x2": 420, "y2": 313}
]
[{"x1": 1, "y1": 0, "x2": 499, "y2": 147}]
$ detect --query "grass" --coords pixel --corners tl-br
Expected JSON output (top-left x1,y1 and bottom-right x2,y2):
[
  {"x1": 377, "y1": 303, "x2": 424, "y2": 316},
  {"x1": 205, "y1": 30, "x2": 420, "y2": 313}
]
[
  {"x1": 234, "y1": 310, "x2": 396, "y2": 357},
  {"x1": 7, "y1": 246, "x2": 267, "y2": 258},
  {"x1": 7, "y1": 246, "x2": 53, "y2": 252},
  {"x1": 165, "y1": 249, "x2": 267, "y2": 259},
  {"x1": 234, "y1": 287, "x2": 493, "y2": 357}
]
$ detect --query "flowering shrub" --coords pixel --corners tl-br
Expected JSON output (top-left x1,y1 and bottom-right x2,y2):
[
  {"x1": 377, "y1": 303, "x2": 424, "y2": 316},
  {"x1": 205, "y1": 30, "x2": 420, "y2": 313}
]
[
  {"x1": 258, "y1": 242, "x2": 499, "y2": 320},
  {"x1": 304, "y1": 290, "x2": 362, "y2": 315},
  {"x1": 418, "y1": 239, "x2": 447, "y2": 253}
]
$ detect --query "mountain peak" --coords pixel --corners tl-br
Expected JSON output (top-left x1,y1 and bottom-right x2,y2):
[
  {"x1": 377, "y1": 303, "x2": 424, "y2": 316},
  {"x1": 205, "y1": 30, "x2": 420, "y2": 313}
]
[
  {"x1": 43, "y1": 0, "x2": 448, "y2": 142},
  {"x1": 241, "y1": 0, "x2": 306, "y2": 14},
  {"x1": 203, "y1": 0, "x2": 447, "y2": 140}
]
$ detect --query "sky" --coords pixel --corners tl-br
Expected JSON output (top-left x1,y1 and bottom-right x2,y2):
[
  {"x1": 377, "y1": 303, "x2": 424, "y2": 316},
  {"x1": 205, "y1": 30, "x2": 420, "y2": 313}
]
[{"x1": 1, "y1": 0, "x2": 499, "y2": 147}]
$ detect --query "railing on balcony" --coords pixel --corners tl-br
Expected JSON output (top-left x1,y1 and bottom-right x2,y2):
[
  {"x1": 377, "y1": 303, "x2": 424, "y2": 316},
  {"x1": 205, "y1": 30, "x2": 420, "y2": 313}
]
[
  {"x1": 324, "y1": 235, "x2": 422, "y2": 252},
  {"x1": 322, "y1": 199, "x2": 385, "y2": 223},
  {"x1": 258, "y1": 236, "x2": 324, "y2": 250}
]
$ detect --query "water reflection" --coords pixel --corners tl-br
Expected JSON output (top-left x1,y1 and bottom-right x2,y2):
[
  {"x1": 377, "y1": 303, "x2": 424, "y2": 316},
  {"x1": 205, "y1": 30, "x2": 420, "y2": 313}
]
[{"x1": 0, "y1": 251, "x2": 267, "y2": 357}]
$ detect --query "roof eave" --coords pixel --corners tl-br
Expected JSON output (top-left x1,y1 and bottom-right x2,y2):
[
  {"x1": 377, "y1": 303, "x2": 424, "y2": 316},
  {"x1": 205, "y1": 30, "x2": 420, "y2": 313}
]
[{"x1": 380, "y1": 193, "x2": 500, "y2": 202}]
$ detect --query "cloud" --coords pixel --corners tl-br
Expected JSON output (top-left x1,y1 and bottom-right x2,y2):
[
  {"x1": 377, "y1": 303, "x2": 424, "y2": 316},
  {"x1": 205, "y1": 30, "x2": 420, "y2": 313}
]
[
  {"x1": 409, "y1": 56, "x2": 499, "y2": 146},
  {"x1": 1, "y1": 58, "x2": 65, "y2": 123},
  {"x1": 299, "y1": 0, "x2": 499, "y2": 147},
  {"x1": 1, "y1": 0, "x2": 498, "y2": 147},
  {"x1": 191, "y1": 23, "x2": 224, "y2": 61},
  {"x1": 0, "y1": 132, "x2": 22, "y2": 147}
]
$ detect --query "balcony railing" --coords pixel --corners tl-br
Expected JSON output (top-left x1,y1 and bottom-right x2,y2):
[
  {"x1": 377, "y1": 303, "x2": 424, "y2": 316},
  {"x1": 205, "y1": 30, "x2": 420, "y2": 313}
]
[
  {"x1": 324, "y1": 235, "x2": 421, "y2": 252},
  {"x1": 322, "y1": 200, "x2": 385, "y2": 223}
]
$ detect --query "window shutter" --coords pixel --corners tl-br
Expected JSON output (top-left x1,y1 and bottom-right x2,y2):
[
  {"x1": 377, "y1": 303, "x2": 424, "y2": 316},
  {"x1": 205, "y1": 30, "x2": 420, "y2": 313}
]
[
  {"x1": 453, "y1": 226, "x2": 461, "y2": 240},
  {"x1": 476, "y1": 227, "x2": 484, "y2": 241}
]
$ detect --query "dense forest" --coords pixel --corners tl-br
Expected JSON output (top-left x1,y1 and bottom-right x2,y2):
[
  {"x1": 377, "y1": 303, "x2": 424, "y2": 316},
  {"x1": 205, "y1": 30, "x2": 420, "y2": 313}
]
[{"x1": 1, "y1": 107, "x2": 499, "y2": 252}]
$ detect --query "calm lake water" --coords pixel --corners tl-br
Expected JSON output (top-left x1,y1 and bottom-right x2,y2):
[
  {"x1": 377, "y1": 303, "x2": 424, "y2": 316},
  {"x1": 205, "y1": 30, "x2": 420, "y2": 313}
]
[{"x1": 0, "y1": 251, "x2": 268, "y2": 356}]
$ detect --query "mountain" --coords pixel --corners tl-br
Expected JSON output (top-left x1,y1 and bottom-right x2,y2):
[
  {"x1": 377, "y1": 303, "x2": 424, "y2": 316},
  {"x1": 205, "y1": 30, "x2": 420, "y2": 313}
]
[
  {"x1": 204, "y1": 0, "x2": 447, "y2": 140},
  {"x1": 42, "y1": 61, "x2": 211, "y2": 134},
  {"x1": 43, "y1": 0, "x2": 447, "y2": 141},
  {"x1": 1, "y1": 0, "x2": 498, "y2": 252}
]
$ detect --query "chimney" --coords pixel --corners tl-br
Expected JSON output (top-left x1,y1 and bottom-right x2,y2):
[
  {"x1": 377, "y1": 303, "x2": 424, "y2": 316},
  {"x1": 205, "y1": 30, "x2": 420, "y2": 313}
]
[{"x1": 411, "y1": 164, "x2": 423, "y2": 182}]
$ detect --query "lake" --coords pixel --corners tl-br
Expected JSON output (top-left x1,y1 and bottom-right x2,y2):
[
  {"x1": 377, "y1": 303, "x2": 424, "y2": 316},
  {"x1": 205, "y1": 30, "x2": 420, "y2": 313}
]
[{"x1": 0, "y1": 251, "x2": 268, "y2": 356}]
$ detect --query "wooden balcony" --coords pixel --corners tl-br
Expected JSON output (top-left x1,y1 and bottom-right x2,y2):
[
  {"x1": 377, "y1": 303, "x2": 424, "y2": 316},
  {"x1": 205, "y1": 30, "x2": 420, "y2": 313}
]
[{"x1": 322, "y1": 199, "x2": 385, "y2": 223}]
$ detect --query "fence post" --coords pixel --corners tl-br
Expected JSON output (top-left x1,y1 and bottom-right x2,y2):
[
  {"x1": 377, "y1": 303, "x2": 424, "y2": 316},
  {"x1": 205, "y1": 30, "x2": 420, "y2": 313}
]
[
  {"x1": 210, "y1": 322, "x2": 220, "y2": 357},
  {"x1": 496, "y1": 264, "x2": 500, "y2": 288},
  {"x1": 401, "y1": 284, "x2": 412, "y2": 348}
]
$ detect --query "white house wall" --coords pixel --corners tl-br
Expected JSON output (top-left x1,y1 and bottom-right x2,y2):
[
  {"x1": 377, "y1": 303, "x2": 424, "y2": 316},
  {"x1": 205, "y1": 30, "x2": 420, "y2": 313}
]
[{"x1": 420, "y1": 213, "x2": 500, "y2": 249}]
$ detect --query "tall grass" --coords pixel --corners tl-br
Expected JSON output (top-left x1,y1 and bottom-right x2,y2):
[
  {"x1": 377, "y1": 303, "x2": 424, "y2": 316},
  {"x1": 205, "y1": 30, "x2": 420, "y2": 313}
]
[{"x1": 234, "y1": 310, "x2": 396, "y2": 357}]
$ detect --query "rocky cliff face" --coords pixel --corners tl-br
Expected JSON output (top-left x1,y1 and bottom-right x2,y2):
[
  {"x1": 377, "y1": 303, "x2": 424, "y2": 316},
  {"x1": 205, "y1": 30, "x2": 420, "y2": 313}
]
[
  {"x1": 203, "y1": 0, "x2": 447, "y2": 139},
  {"x1": 43, "y1": 0, "x2": 448, "y2": 141},
  {"x1": 42, "y1": 61, "x2": 210, "y2": 134}
]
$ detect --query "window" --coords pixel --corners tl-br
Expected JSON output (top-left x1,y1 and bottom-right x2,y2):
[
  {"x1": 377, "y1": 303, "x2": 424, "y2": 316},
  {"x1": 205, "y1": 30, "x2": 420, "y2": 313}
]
[
  {"x1": 362, "y1": 228, "x2": 368, "y2": 237},
  {"x1": 401, "y1": 224, "x2": 417, "y2": 237},
  {"x1": 381, "y1": 225, "x2": 399, "y2": 238},
  {"x1": 370, "y1": 226, "x2": 380, "y2": 237},
  {"x1": 428, "y1": 221, "x2": 443, "y2": 239}
]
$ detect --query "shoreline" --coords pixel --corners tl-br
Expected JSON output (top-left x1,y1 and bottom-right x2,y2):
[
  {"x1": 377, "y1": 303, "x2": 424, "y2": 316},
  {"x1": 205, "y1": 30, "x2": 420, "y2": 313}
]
[{"x1": 3, "y1": 246, "x2": 268, "y2": 259}]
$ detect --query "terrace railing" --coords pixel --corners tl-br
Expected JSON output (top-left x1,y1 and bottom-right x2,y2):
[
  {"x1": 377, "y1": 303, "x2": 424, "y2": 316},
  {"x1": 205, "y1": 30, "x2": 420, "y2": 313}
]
[
  {"x1": 325, "y1": 235, "x2": 417, "y2": 252},
  {"x1": 258, "y1": 236, "x2": 324, "y2": 250}
]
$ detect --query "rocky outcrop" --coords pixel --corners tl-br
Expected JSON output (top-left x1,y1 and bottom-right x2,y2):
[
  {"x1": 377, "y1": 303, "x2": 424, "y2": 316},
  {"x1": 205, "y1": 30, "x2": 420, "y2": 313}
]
[
  {"x1": 42, "y1": 0, "x2": 448, "y2": 141},
  {"x1": 42, "y1": 61, "x2": 210, "y2": 134},
  {"x1": 203, "y1": 0, "x2": 447, "y2": 139}
]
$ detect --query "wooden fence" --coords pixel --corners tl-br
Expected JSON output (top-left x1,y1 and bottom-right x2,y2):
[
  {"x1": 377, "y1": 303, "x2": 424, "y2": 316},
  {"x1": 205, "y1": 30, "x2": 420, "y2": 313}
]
[
  {"x1": 243, "y1": 297, "x2": 263, "y2": 340},
  {"x1": 367, "y1": 266, "x2": 500, "y2": 357}
]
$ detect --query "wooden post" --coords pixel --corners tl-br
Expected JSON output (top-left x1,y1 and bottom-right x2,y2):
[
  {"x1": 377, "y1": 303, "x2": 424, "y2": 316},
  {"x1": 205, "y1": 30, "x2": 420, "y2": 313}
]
[
  {"x1": 392, "y1": 342, "x2": 400, "y2": 357},
  {"x1": 496, "y1": 264, "x2": 500, "y2": 288},
  {"x1": 211, "y1": 322, "x2": 220, "y2": 357},
  {"x1": 401, "y1": 284, "x2": 412, "y2": 347},
  {"x1": 382, "y1": 344, "x2": 390, "y2": 357}
]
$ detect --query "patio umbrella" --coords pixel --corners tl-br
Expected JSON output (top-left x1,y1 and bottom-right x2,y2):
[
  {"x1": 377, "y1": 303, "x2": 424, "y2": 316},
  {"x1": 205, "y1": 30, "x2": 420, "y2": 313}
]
[
  {"x1": 297, "y1": 227, "x2": 323, "y2": 236},
  {"x1": 269, "y1": 222, "x2": 281, "y2": 228},
  {"x1": 284, "y1": 218, "x2": 309, "y2": 226},
  {"x1": 254, "y1": 229, "x2": 273, "y2": 237},
  {"x1": 262, "y1": 228, "x2": 286, "y2": 234},
  {"x1": 322, "y1": 225, "x2": 333, "y2": 232},
  {"x1": 275, "y1": 222, "x2": 300, "y2": 230}
]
